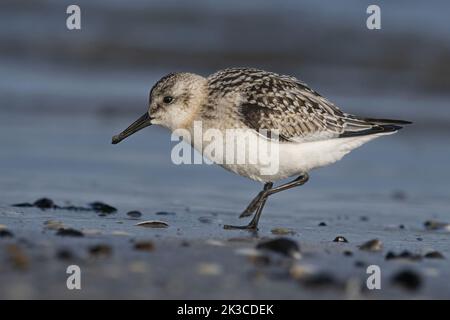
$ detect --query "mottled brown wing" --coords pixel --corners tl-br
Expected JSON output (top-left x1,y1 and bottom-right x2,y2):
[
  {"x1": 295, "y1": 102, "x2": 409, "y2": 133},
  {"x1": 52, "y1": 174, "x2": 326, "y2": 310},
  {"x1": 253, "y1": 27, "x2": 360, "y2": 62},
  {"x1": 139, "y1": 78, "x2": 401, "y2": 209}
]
[{"x1": 238, "y1": 73, "x2": 375, "y2": 142}]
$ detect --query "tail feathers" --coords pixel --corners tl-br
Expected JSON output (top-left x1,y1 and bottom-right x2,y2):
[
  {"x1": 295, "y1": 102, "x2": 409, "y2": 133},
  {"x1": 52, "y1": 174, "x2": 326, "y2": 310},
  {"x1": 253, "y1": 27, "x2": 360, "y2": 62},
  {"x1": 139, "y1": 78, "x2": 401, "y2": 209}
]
[
  {"x1": 363, "y1": 118, "x2": 413, "y2": 125},
  {"x1": 340, "y1": 124, "x2": 402, "y2": 138},
  {"x1": 339, "y1": 117, "x2": 411, "y2": 138}
]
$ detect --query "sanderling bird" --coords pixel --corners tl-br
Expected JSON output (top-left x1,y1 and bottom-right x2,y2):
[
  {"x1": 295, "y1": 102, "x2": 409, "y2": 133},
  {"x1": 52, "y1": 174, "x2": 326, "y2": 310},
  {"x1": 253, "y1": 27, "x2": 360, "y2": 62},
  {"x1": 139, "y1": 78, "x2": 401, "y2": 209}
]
[{"x1": 112, "y1": 68, "x2": 411, "y2": 230}]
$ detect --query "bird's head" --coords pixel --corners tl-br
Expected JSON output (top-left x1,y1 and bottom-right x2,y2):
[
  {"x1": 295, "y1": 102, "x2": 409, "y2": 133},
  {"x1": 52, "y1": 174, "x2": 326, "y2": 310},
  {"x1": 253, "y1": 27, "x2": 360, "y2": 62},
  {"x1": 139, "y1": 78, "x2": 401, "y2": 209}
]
[{"x1": 112, "y1": 72, "x2": 207, "y2": 144}]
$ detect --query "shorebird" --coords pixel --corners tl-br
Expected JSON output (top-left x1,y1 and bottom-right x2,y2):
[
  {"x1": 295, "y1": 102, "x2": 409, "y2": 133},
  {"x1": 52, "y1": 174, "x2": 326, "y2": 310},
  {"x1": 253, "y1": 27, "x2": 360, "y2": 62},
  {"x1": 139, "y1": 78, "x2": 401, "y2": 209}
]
[{"x1": 112, "y1": 68, "x2": 411, "y2": 230}]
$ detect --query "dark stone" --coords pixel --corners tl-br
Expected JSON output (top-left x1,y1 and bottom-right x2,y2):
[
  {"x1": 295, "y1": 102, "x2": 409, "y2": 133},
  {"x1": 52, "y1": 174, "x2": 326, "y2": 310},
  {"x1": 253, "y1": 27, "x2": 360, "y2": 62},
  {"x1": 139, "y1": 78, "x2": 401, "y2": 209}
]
[
  {"x1": 360, "y1": 216, "x2": 369, "y2": 222},
  {"x1": 392, "y1": 190, "x2": 407, "y2": 201},
  {"x1": 180, "y1": 241, "x2": 190, "y2": 247},
  {"x1": 34, "y1": 198, "x2": 54, "y2": 209},
  {"x1": 127, "y1": 211, "x2": 142, "y2": 218},
  {"x1": 198, "y1": 216, "x2": 212, "y2": 224},
  {"x1": 89, "y1": 202, "x2": 117, "y2": 214},
  {"x1": 343, "y1": 250, "x2": 353, "y2": 257},
  {"x1": 354, "y1": 260, "x2": 366, "y2": 268},
  {"x1": 318, "y1": 222, "x2": 327, "y2": 226},
  {"x1": 56, "y1": 249, "x2": 74, "y2": 260},
  {"x1": 89, "y1": 244, "x2": 112, "y2": 257},
  {"x1": 0, "y1": 229, "x2": 14, "y2": 238},
  {"x1": 136, "y1": 220, "x2": 169, "y2": 228},
  {"x1": 256, "y1": 238, "x2": 300, "y2": 258},
  {"x1": 424, "y1": 251, "x2": 445, "y2": 259},
  {"x1": 134, "y1": 241, "x2": 155, "y2": 251},
  {"x1": 391, "y1": 270, "x2": 422, "y2": 291},
  {"x1": 359, "y1": 239, "x2": 383, "y2": 251},
  {"x1": 333, "y1": 236, "x2": 348, "y2": 243},
  {"x1": 56, "y1": 228, "x2": 84, "y2": 237},
  {"x1": 424, "y1": 220, "x2": 449, "y2": 231}
]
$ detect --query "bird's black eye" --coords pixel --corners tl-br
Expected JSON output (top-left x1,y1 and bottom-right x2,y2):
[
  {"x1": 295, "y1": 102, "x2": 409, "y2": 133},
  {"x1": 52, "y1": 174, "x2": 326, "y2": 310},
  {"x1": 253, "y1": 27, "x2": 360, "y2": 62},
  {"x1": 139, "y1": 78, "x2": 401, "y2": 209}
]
[{"x1": 163, "y1": 96, "x2": 173, "y2": 104}]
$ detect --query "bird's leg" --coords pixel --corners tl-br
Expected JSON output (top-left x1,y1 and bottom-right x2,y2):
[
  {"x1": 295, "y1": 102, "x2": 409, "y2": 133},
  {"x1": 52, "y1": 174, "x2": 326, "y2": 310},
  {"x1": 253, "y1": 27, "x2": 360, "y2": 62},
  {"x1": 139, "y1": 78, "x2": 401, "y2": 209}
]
[
  {"x1": 224, "y1": 182, "x2": 273, "y2": 230},
  {"x1": 239, "y1": 188, "x2": 270, "y2": 218},
  {"x1": 265, "y1": 173, "x2": 309, "y2": 196},
  {"x1": 223, "y1": 173, "x2": 309, "y2": 231},
  {"x1": 239, "y1": 173, "x2": 310, "y2": 218}
]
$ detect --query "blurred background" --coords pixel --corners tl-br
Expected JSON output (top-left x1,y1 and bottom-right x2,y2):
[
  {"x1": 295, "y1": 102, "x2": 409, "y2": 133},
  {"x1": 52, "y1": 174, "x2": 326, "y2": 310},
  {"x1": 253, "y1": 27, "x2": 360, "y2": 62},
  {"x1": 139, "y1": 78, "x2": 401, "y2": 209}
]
[{"x1": 0, "y1": 0, "x2": 449, "y2": 208}]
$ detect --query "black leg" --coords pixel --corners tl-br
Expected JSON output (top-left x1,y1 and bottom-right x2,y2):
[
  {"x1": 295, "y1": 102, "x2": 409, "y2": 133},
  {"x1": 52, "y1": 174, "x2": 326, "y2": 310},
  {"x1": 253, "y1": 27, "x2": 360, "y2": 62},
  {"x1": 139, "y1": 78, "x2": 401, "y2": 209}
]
[
  {"x1": 224, "y1": 182, "x2": 272, "y2": 230},
  {"x1": 224, "y1": 173, "x2": 309, "y2": 231},
  {"x1": 239, "y1": 188, "x2": 270, "y2": 218}
]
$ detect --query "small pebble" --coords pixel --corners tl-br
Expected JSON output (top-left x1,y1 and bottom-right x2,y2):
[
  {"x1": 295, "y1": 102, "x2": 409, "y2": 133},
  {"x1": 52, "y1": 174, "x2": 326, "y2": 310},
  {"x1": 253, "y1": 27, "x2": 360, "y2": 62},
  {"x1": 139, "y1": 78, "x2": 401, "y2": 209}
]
[
  {"x1": 391, "y1": 270, "x2": 422, "y2": 291},
  {"x1": 180, "y1": 241, "x2": 190, "y2": 247},
  {"x1": 271, "y1": 227, "x2": 296, "y2": 235},
  {"x1": 289, "y1": 264, "x2": 315, "y2": 280},
  {"x1": 89, "y1": 244, "x2": 112, "y2": 257},
  {"x1": 6, "y1": 244, "x2": 29, "y2": 270},
  {"x1": 354, "y1": 260, "x2": 366, "y2": 268},
  {"x1": 343, "y1": 250, "x2": 353, "y2": 257},
  {"x1": 256, "y1": 237, "x2": 300, "y2": 259},
  {"x1": 360, "y1": 216, "x2": 369, "y2": 222},
  {"x1": 89, "y1": 202, "x2": 117, "y2": 214},
  {"x1": 56, "y1": 249, "x2": 74, "y2": 260},
  {"x1": 34, "y1": 198, "x2": 55, "y2": 209},
  {"x1": 318, "y1": 222, "x2": 327, "y2": 227},
  {"x1": 359, "y1": 239, "x2": 383, "y2": 252},
  {"x1": 0, "y1": 229, "x2": 14, "y2": 238},
  {"x1": 333, "y1": 236, "x2": 348, "y2": 243},
  {"x1": 135, "y1": 220, "x2": 169, "y2": 228},
  {"x1": 424, "y1": 251, "x2": 445, "y2": 259},
  {"x1": 197, "y1": 263, "x2": 222, "y2": 276},
  {"x1": 56, "y1": 228, "x2": 84, "y2": 237},
  {"x1": 44, "y1": 220, "x2": 65, "y2": 230},
  {"x1": 391, "y1": 190, "x2": 407, "y2": 201},
  {"x1": 134, "y1": 241, "x2": 155, "y2": 252},
  {"x1": 198, "y1": 216, "x2": 212, "y2": 224},
  {"x1": 416, "y1": 237, "x2": 423, "y2": 241},
  {"x1": 399, "y1": 224, "x2": 405, "y2": 229},
  {"x1": 424, "y1": 220, "x2": 450, "y2": 231},
  {"x1": 127, "y1": 211, "x2": 142, "y2": 218}
]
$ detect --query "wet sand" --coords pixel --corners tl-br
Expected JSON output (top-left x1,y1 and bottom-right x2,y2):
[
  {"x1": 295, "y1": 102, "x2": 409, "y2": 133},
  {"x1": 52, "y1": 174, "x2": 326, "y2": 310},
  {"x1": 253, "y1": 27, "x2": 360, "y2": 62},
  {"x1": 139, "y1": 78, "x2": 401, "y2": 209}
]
[
  {"x1": 1, "y1": 0, "x2": 450, "y2": 299},
  {"x1": 1, "y1": 114, "x2": 449, "y2": 299}
]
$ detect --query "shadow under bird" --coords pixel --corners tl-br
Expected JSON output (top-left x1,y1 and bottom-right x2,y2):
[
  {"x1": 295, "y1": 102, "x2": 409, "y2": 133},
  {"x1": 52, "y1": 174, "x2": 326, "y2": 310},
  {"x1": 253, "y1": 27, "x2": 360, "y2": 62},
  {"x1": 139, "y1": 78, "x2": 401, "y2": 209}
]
[{"x1": 112, "y1": 68, "x2": 411, "y2": 230}]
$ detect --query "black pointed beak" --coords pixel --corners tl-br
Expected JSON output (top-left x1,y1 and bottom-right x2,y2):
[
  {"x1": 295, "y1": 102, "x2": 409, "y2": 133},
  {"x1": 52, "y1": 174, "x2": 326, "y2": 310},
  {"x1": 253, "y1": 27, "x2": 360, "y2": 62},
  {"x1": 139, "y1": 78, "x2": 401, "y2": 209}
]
[{"x1": 112, "y1": 113, "x2": 152, "y2": 144}]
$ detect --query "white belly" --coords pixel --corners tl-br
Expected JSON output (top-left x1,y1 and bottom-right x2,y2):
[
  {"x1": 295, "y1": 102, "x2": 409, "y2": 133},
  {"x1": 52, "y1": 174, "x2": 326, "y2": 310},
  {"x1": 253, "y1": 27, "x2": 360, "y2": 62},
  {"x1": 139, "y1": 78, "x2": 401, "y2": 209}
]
[{"x1": 190, "y1": 127, "x2": 394, "y2": 183}]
